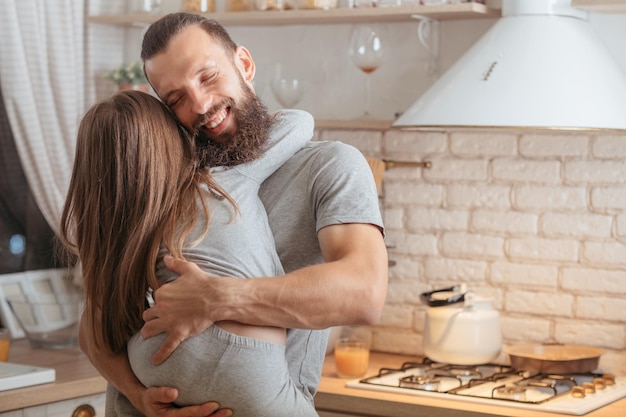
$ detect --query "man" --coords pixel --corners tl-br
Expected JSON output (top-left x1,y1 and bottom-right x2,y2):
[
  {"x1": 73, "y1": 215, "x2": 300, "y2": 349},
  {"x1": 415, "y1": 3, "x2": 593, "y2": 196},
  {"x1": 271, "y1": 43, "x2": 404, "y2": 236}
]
[{"x1": 80, "y1": 13, "x2": 387, "y2": 417}]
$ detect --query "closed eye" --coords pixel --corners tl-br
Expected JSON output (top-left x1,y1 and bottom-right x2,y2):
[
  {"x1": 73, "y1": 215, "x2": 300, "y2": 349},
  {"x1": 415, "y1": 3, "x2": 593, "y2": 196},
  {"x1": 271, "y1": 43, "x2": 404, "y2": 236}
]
[
  {"x1": 168, "y1": 95, "x2": 182, "y2": 108},
  {"x1": 201, "y1": 70, "x2": 219, "y2": 85}
]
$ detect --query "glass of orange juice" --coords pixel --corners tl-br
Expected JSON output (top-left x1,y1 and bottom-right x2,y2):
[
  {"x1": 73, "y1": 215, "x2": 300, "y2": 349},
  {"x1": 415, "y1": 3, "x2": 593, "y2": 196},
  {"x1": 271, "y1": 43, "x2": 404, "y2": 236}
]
[
  {"x1": 334, "y1": 326, "x2": 371, "y2": 379},
  {"x1": 0, "y1": 328, "x2": 10, "y2": 362}
]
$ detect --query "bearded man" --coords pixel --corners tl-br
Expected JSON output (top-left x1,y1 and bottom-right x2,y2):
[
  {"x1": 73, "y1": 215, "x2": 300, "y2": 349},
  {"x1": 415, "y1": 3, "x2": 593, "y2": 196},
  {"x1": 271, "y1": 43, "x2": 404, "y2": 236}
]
[{"x1": 80, "y1": 12, "x2": 387, "y2": 417}]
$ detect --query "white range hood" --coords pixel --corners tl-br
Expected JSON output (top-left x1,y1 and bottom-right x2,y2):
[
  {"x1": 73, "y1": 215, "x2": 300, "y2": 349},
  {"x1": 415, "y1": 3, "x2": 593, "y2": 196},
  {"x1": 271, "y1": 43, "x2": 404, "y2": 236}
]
[{"x1": 393, "y1": 0, "x2": 626, "y2": 132}]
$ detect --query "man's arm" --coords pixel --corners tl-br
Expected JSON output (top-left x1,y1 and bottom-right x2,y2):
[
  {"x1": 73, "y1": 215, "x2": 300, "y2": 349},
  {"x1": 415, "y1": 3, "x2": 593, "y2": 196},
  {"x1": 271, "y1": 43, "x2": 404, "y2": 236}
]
[
  {"x1": 78, "y1": 309, "x2": 233, "y2": 417},
  {"x1": 142, "y1": 222, "x2": 388, "y2": 364}
]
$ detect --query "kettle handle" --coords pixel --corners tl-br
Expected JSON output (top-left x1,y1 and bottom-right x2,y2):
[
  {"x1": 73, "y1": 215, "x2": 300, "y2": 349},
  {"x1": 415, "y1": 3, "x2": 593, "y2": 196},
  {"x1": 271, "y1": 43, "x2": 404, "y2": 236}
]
[{"x1": 420, "y1": 285, "x2": 468, "y2": 307}]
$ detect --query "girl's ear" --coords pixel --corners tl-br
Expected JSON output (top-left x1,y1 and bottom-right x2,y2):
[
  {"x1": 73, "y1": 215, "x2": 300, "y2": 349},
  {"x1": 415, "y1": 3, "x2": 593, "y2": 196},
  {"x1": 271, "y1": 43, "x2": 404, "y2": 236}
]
[{"x1": 234, "y1": 46, "x2": 256, "y2": 84}]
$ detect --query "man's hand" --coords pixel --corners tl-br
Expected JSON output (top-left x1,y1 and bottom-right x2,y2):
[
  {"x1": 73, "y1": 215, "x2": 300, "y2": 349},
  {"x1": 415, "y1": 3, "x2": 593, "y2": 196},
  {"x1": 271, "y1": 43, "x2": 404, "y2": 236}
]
[
  {"x1": 141, "y1": 255, "x2": 219, "y2": 365},
  {"x1": 143, "y1": 387, "x2": 233, "y2": 417}
]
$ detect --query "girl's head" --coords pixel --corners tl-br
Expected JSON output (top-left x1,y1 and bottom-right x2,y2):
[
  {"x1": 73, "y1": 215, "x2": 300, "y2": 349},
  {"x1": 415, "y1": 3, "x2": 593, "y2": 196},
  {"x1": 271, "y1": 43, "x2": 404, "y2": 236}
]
[{"x1": 74, "y1": 91, "x2": 193, "y2": 213}]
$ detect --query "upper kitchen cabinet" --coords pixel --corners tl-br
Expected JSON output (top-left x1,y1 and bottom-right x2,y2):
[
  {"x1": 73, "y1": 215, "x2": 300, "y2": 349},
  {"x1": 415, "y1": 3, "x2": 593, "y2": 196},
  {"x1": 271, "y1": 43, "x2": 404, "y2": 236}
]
[{"x1": 86, "y1": 3, "x2": 500, "y2": 27}]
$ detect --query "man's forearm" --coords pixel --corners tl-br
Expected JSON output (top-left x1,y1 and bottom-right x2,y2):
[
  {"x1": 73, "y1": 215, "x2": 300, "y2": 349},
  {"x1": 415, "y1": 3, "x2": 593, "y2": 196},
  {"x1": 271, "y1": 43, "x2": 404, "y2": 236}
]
[
  {"x1": 217, "y1": 256, "x2": 386, "y2": 329},
  {"x1": 213, "y1": 223, "x2": 388, "y2": 329},
  {"x1": 141, "y1": 223, "x2": 388, "y2": 365}
]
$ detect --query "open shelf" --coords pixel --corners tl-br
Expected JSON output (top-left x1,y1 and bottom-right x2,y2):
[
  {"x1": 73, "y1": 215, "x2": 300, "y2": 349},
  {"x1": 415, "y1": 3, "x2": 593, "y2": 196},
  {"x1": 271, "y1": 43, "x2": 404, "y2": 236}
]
[
  {"x1": 316, "y1": 118, "x2": 392, "y2": 130},
  {"x1": 572, "y1": 0, "x2": 626, "y2": 13},
  {"x1": 86, "y1": 3, "x2": 500, "y2": 27}
]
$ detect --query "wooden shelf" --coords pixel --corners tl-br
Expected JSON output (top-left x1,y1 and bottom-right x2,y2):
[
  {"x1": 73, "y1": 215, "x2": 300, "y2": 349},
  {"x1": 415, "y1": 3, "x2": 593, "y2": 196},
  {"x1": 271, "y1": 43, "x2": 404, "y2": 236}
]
[
  {"x1": 572, "y1": 0, "x2": 626, "y2": 13},
  {"x1": 86, "y1": 3, "x2": 500, "y2": 27},
  {"x1": 315, "y1": 118, "x2": 392, "y2": 130}
]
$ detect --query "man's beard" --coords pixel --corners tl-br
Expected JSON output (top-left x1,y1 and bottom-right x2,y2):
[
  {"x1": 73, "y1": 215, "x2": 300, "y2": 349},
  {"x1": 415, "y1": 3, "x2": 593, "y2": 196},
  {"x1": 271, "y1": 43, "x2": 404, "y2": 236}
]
[{"x1": 194, "y1": 82, "x2": 273, "y2": 168}]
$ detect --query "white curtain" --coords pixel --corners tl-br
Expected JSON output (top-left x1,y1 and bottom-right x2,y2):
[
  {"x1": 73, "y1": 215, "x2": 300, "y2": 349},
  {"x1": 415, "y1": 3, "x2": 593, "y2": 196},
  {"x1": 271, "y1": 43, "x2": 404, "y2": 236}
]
[{"x1": 0, "y1": 0, "x2": 86, "y2": 234}]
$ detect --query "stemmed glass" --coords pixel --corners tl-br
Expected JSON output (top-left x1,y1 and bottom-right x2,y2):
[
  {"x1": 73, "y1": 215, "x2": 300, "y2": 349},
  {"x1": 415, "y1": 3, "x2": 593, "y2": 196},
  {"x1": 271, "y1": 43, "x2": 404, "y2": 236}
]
[
  {"x1": 349, "y1": 24, "x2": 384, "y2": 118},
  {"x1": 271, "y1": 64, "x2": 304, "y2": 108}
]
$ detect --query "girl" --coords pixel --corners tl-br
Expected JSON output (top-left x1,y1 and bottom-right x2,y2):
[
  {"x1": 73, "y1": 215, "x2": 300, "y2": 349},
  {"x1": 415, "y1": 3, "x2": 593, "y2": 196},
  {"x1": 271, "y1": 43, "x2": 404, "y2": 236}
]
[{"x1": 60, "y1": 90, "x2": 317, "y2": 416}]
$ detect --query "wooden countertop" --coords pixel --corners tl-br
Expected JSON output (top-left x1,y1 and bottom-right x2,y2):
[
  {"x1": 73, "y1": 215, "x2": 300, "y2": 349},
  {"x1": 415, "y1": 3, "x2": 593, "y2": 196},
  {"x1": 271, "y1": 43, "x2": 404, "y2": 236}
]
[
  {"x1": 2, "y1": 340, "x2": 625, "y2": 416},
  {"x1": 0, "y1": 339, "x2": 107, "y2": 412}
]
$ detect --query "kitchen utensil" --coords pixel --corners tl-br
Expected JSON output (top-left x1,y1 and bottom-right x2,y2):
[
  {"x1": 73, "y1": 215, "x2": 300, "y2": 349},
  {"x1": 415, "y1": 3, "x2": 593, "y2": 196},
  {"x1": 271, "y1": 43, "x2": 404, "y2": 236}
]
[
  {"x1": 365, "y1": 156, "x2": 385, "y2": 191},
  {"x1": 0, "y1": 329, "x2": 9, "y2": 361},
  {"x1": 0, "y1": 362, "x2": 56, "y2": 392},
  {"x1": 6, "y1": 283, "x2": 83, "y2": 350},
  {"x1": 349, "y1": 23, "x2": 384, "y2": 118},
  {"x1": 271, "y1": 63, "x2": 304, "y2": 108},
  {"x1": 334, "y1": 325, "x2": 372, "y2": 378},
  {"x1": 182, "y1": 0, "x2": 214, "y2": 12},
  {"x1": 422, "y1": 284, "x2": 502, "y2": 365},
  {"x1": 506, "y1": 343, "x2": 605, "y2": 374},
  {"x1": 134, "y1": 0, "x2": 161, "y2": 12}
]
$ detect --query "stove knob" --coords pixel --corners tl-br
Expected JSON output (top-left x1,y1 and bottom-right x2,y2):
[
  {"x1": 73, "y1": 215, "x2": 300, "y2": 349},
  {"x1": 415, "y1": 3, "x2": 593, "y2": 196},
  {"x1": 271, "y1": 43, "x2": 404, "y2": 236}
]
[
  {"x1": 571, "y1": 386, "x2": 586, "y2": 398},
  {"x1": 582, "y1": 382, "x2": 596, "y2": 394},
  {"x1": 593, "y1": 377, "x2": 606, "y2": 390},
  {"x1": 603, "y1": 374, "x2": 616, "y2": 386}
]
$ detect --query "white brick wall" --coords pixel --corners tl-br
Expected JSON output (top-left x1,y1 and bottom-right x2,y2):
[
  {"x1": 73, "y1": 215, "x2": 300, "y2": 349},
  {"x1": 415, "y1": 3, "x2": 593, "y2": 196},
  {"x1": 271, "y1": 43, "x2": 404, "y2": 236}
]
[{"x1": 318, "y1": 127, "x2": 626, "y2": 374}]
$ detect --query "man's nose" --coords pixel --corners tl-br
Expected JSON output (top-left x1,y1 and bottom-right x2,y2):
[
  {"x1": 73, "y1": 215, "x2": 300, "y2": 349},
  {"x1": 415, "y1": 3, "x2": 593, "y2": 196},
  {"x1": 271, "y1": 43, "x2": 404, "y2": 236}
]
[{"x1": 189, "y1": 88, "x2": 212, "y2": 115}]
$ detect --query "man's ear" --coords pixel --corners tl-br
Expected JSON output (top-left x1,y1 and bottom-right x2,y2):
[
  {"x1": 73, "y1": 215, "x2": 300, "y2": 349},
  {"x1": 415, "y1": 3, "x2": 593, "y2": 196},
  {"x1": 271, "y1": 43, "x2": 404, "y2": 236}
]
[{"x1": 235, "y1": 45, "x2": 255, "y2": 84}]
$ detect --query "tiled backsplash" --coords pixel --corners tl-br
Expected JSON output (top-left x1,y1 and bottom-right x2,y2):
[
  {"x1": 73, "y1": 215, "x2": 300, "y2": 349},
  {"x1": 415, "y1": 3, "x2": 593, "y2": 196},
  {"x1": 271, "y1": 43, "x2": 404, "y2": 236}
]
[{"x1": 317, "y1": 126, "x2": 626, "y2": 375}]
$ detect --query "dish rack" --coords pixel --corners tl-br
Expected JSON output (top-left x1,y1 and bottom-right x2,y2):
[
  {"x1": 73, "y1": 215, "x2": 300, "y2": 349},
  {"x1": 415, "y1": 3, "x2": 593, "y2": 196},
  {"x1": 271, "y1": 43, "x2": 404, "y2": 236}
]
[{"x1": 0, "y1": 269, "x2": 77, "y2": 338}]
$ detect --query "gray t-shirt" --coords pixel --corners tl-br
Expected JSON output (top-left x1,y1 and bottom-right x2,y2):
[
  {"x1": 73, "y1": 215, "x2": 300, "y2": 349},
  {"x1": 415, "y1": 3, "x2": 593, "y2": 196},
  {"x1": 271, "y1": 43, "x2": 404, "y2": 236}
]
[
  {"x1": 259, "y1": 139, "x2": 384, "y2": 402},
  {"x1": 155, "y1": 109, "x2": 314, "y2": 282}
]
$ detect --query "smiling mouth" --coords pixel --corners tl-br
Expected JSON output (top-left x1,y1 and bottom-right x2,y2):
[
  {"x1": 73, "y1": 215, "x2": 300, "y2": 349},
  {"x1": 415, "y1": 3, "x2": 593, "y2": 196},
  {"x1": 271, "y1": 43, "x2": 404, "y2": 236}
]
[
  {"x1": 194, "y1": 99, "x2": 236, "y2": 140},
  {"x1": 206, "y1": 106, "x2": 229, "y2": 129}
]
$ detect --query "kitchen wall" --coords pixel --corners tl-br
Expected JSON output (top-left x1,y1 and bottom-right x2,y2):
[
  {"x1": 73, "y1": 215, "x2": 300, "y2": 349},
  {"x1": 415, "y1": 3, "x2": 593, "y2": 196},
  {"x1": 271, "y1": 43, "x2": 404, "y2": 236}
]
[
  {"x1": 98, "y1": 1, "x2": 626, "y2": 373},
  {"x1": 110, "y1": 2, "x2": 626, "y2": 121},
  {"x1": 318, "y1": 126, "x2": 626, "y2": 375},
  {"x1": 108, "y1": 0, "x2": 496, "y2": 119}
]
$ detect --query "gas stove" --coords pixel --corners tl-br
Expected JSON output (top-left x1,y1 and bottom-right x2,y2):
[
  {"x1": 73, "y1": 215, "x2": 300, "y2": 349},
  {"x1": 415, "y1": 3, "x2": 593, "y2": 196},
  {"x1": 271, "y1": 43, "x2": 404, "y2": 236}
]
[{"x1": 346, "y1": 360, "x2": 626, "y2": 415}]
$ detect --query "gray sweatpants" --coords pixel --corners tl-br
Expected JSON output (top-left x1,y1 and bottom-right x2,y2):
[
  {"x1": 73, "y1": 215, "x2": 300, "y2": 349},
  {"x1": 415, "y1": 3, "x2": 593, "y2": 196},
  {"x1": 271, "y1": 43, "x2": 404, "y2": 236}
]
[{"x1": 127, "y1": 325, "x2": 318, "y2": 417}]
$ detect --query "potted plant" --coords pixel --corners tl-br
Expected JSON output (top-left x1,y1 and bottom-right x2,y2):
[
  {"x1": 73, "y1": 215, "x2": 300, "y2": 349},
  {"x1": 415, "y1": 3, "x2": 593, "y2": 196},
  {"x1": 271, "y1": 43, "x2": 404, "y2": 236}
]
[{"x1": 105, "y1": 61, "x2": 150, "y2": 92}]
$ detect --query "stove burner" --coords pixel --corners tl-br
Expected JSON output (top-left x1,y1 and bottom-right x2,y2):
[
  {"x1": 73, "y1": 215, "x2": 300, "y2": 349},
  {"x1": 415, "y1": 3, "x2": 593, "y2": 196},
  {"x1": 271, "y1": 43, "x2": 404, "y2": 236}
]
[
  {"x1": 493, "y1": 385, "x2": 527, "y2": 401},
  {"x1": 438, "y1": 365, "x2": 483, "y2": 379},
  {"x1": 399, "y1": 375, "x2": 442, "y2": 391},
  {"x1": 375, "y1": 361, "x2": 431, "y2": 379}
]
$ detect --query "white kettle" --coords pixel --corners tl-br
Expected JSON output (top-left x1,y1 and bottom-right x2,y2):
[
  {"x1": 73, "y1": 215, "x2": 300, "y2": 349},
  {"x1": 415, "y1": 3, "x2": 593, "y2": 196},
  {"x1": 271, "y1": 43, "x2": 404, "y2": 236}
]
[{"x1": 422, "y1": 285, "x2": 502, "y2": 365}]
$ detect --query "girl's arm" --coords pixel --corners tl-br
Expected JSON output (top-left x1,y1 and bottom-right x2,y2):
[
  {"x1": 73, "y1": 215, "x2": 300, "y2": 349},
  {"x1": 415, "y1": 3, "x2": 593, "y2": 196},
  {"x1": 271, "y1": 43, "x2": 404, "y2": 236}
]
[{"x1": 243, "y1": 109, "x2": 314, "y2": 182}]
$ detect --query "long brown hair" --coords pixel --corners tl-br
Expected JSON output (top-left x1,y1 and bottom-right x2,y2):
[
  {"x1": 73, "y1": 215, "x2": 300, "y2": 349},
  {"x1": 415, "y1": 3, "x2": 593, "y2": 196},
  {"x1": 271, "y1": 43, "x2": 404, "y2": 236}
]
[{"x1": 59, "y1": 91, "x2": 235, "y2": 353}]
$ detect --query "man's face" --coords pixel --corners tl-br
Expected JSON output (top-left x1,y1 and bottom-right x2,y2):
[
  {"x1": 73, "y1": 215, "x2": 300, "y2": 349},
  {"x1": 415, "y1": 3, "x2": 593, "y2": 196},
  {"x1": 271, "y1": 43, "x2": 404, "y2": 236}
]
[{"x1": 145, "y1": 25, "x2": 253, "y2": 143}]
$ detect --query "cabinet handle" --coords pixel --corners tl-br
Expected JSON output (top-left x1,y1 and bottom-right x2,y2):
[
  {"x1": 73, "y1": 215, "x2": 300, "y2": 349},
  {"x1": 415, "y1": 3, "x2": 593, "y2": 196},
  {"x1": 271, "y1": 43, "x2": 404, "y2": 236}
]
[{"x1": 72, "y1": 404, "x2": 96, "y2": 417}]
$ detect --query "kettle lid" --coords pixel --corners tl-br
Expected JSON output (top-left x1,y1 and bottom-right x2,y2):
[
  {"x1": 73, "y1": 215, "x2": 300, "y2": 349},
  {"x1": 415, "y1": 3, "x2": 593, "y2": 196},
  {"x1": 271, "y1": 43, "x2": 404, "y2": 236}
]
[{"x1": 420, "y1": 284, "x2": 469, "y2": 307}]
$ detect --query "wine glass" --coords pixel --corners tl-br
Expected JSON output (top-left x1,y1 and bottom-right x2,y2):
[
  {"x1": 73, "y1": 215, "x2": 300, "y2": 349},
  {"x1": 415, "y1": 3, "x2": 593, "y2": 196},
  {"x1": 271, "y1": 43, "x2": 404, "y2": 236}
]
[
  {"x1": 271, "y1": 64, "x2": 304, "y2": 109},
  {"x1": 349, "y1": 24, "x2": 384, "y2": 118}
]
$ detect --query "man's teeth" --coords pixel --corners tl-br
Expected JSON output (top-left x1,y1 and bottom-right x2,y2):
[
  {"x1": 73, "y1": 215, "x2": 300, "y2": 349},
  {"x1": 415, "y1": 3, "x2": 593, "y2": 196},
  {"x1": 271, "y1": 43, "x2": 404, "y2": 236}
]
[{"x1": 207, "y1": 109, "x2": 227, "y2": 129}]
